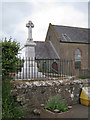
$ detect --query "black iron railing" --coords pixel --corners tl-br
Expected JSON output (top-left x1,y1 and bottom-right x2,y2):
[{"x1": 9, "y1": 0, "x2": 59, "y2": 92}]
[{"x1": 9, "y1": 57, "x2": 89, "y2": 80}]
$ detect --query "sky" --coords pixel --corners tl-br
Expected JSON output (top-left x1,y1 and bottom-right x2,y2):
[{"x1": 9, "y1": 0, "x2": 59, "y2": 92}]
[{"x1": 0, "y1": 0, "x2": 89, "y2": 57}]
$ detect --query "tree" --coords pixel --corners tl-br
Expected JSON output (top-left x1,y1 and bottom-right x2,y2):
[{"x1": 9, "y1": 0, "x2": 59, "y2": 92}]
[{"x1": 2, "y1": 37, "x2": 20, "y2": 76}]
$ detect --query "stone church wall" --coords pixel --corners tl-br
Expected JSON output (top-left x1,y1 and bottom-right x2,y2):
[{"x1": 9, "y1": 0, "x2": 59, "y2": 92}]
[{"x1": 59, "y1": 43, "x2": 88, "y2": 69}]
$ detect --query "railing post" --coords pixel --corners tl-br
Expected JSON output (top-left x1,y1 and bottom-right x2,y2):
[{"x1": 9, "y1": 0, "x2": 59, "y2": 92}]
[
  {"x1": 20, "y1": 57, "x2": 21, "y2": 79},
  {"x1": 28, "y1": 57, "x2": 30, "y2": 79},
  {"x1": 23, "y1": 57, "x2": 24, "y2": 79},
  {"x1": 32, "y1": 57, "x2": 33, "y2": 79},
  {"x1": 64, "y1": 59, "x2": 65, "y2": 77},
  {"x1": 17, "y1": 56, "x2": 18, "y2": 79},
  {"x1": 62, "y1": 59, "x2": 63, "y2": 79},
  {"x1": 47, "y1": 59, "x2": 50, "y2": 80},
  {"x1": 26, "y1": 57, "x2": 27, "y2": 79},
  {"x1": 71, "y1": 60, "x2": 72, "y2": 76},
  {"x1": 34, "y1": 57, "x2": 35, "y2": 79}
]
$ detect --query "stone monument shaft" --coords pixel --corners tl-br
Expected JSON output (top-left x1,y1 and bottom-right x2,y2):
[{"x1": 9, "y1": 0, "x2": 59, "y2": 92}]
[{"x1": 25, "y1": 21, "x2": 36, "y2": 58}]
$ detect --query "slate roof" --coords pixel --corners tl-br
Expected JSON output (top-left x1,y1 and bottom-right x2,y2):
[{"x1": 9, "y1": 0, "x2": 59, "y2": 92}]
[
  {"x1": 52, "y1": 25, "x2": 89, "y2": 43},
  {"x1": 34, "y1": 41, "x2": 60, "y2": 59}
]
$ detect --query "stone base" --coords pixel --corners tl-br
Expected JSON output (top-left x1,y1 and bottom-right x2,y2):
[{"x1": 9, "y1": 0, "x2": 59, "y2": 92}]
[
  {"x1": 15, "y1": 72, "x2": 45, "y2": 79},
  {"x1": 15, "y1": 59, "x2": 45, "y2": 79}
]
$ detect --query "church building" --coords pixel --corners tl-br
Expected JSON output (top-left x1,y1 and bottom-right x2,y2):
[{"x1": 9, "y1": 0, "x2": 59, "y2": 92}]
[{"x1": 34, "y1": 23, "x2": 89, "y2": 76}]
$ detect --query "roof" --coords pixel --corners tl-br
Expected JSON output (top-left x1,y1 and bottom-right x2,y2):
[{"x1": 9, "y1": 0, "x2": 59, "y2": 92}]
[
  {"x1": 52, "y1": 24, "x2": 89, "y2": 43},
  {"x1": 34, "y1": 41, "x2": 60, "y2": 59}
]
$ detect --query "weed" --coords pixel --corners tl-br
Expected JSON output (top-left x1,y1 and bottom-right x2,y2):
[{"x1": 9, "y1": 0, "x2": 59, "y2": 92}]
[{"x1": 45, "y1": 96, "x2": 68, "y2": 113}]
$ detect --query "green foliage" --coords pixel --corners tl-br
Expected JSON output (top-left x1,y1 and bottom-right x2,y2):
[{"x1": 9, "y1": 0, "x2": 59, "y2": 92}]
[
  {"x1": 2, "y1": 76, "x2": 24, "y2": 119},
  {"x1": 2, "y1": 37, "x2": 20, "y2": 76},
  {"x1": 45, "y1": 96, "x2": 68, "y2": 113},
  {"x1": 2, "y1": 38, "x2": 24, "y2": 119},
  {"x1": 78, "y1": 76, "x2": 90, "y2": 79}
]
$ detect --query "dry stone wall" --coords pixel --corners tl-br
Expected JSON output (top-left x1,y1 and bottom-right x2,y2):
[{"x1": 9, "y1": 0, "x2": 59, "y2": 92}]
[{"x1": 11, "y1": 79, "x2": 88, "y2": 115}]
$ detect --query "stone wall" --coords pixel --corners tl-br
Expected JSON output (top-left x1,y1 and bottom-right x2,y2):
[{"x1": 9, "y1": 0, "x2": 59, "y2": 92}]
[{"x1": 11, "y1": 79, "x2": 88, "y2": 116}]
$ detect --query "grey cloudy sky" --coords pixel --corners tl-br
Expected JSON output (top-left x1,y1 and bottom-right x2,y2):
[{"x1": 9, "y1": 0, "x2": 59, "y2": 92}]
[{"x1": 0, "y1": 0, "x2": 89, "y2": 56}]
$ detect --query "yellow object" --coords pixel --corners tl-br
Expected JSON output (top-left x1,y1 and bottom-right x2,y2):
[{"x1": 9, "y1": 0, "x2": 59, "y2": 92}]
[{"x1": 80, "y1": 87, "x2": 90, "y2": 106}]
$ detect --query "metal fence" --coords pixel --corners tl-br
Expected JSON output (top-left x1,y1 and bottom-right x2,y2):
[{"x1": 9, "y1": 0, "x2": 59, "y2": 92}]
[
  {"x1": 9, "y1": 57, "x2": 89, "y2": 80},
  {"x1": 79, "y1": 69, "x2": 90, "y2": 77},
  {"x1": 36, "y1": 59, "x2": 74, "y2": 77}
]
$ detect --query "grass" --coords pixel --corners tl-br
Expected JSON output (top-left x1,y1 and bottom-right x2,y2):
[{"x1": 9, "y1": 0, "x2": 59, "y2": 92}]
[
  {"x1": 78, "y1": 76, "x2": 90, "y2": 79},
  {"x1": 45, "y1": 96, "x2": 68, "y2": 113},
  {"x1": 2, "y1": 76, "x2": 25, "y2": 119}
]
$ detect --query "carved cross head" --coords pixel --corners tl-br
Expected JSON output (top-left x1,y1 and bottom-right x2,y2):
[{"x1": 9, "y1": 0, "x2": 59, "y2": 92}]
[{"x1": 26, "y1": 21, "x2": 34, "y2": 28}]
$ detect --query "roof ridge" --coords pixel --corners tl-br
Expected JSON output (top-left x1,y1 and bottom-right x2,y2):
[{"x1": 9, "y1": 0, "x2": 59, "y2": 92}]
[
  {"x1": 34, "y1": 41, "x2": 49, "y2": 43},
  {"x1": 52, "y1": 24, "x2": 88, "y2": 29},
  {"x1": 50, "y1": 23, "x2": 89, "y2": 43}
]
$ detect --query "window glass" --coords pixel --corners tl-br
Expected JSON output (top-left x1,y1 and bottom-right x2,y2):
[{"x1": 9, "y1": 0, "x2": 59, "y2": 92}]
[{"x1": 75, "y1": 49, "x2": 81, "y2": 69}]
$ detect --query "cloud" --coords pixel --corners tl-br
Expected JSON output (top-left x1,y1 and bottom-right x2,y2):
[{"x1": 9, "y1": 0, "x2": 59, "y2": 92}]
[
  {"x1": 2, "y1": 0, "x2": 89, "y2": 2},
  {"x1": 14, "y1": 2, "x2": 87, "y2": 44},
  {"x1": 1, "y1": 1, "x2": 88, "y2": 58}
]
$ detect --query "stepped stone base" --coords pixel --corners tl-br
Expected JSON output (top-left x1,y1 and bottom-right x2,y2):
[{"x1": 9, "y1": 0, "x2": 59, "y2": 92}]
[{"x1": 15, "y1": 59, "x2": 45, "y2": 79}]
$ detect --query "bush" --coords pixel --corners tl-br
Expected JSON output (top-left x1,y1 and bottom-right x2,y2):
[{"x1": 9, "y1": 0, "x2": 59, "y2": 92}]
[
  {"x1": 2, "y1": 37, "x2": 20, "y2": 76},
  {"x1": 45, "y1": 96, "x2": 68, "y2": 113},
  {"x1": 2, "y1": 75, "x2": 24, "y2": 119},
  {"x1": 2, "y1": 38, "x2": 25, "y2": 119}
]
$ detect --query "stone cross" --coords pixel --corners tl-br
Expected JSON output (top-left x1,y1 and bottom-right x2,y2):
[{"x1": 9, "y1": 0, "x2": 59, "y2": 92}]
[
  {"x1": 26, "y1": 20, "x2": 34, "y2": 41},
  {"x1": 15, "y1": 20, "x2": 45, "y2": 79}
]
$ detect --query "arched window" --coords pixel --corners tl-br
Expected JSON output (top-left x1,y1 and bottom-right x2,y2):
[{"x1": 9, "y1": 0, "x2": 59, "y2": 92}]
[{"x1": 75, "y1": 48, "x2": 81, "y2": 69}]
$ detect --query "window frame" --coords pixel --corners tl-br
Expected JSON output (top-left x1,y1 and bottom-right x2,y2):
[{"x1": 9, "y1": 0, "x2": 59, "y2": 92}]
[{"x1": 73, "y1": 48, "x2": 82, "y2": 70}]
